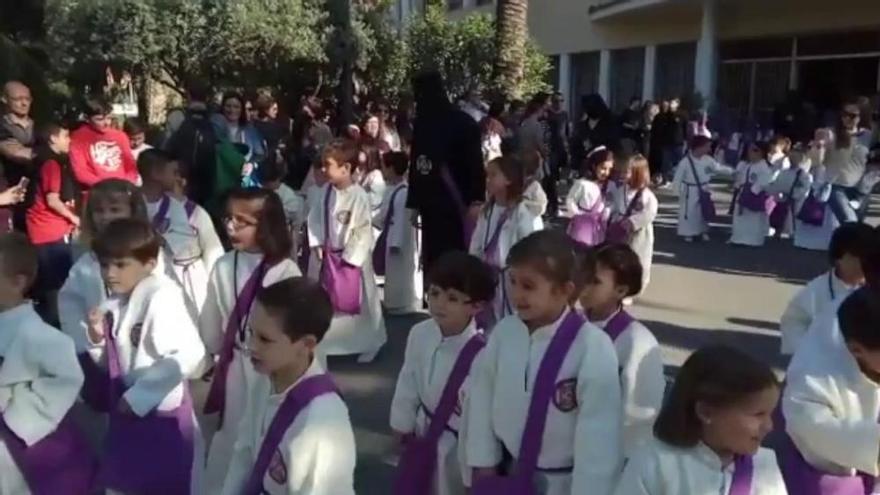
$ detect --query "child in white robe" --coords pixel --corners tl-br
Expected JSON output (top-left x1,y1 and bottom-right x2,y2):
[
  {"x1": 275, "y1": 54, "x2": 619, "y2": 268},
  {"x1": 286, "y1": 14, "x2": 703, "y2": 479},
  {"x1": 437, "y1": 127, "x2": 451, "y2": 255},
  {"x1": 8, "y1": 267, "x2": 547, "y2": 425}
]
[
  {"x1": 793, "y1": 139, "x2": 838, "y2": 251},
  {"x1": 390, "y1": 252, "x2": 496, "y2": 495},
  {"x1": 85, "y1": 219, "x2": 205, "y2": 495},
  {"x1": 521, "y1": 150, "x2": 548, "y2": 230},
  {"x1": 767, "y1": 148, "x2": 811, "y2": 239},
  {"x1": 358, "y1": 143, "x2": 387, "y2": 214},
  {"x1": 466, "y1": 230, "x2": 622, "y2": 495},
  {"x1": 260, "y1": 159, "x2": 306, "y2": 260},
  {"x1": 730, "y1": 142, "x2": 777, "y2": 247},
  {"x1": 0, "y1": 233, "x2": 95, "y2": 495},
  {"x1": 469, "y1": 155, "x2": 538, "y2": 328},
  {"x1": 221, "y1": 278, "x2": 356, "y2": 495},
  {"x1": 307, "y1": 139, "x2": 387, "y2": 363},
  {"x1": 779, "y1": 223, "x2": 873, "y2": 355},
  {"x1": 200, "y1": 187, "x2": 302, "y2": 494},
  {"x1": 302, "y1": 162, "x2": 327, "y2": 280},
  {"x1": 578, "y1": 244, "x2": 664, "y2": 459},
  {"x1": 565, "y1": 147, "x2": 613, "y2": 246},
  {"x1": 607, "y1": 155, "x2": 658, "y2": 292},
  {"x1": 616, "y1": 345, "x2": 786, "y2": 495},
  {"x1": 782, "y1": 282, "x2": 880, "y2": 495},
  {"x1": 672, "y1": 136, "x2": 730, "y2": 242},
  {"x1": 374, "y1": 151, "x2": 422, "y2": 314},
  {"x1": 138, "y1": 150, "x2": 223, "y2": 314},
  {"x1": 768, "y1": 136, "x2": 791, "y2": 174}
]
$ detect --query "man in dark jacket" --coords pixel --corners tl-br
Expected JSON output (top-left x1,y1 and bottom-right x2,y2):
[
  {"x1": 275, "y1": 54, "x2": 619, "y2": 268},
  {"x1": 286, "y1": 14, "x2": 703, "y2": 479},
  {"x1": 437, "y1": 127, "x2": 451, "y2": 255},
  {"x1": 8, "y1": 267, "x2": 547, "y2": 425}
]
[{"x1": 407, "y1": 71, "x2": 485, "y2": 276}]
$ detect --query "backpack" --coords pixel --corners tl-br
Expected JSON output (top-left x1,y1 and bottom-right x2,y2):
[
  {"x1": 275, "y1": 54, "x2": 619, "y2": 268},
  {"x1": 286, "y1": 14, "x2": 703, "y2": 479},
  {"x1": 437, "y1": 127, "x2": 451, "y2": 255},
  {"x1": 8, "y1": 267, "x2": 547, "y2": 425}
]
[{"x1": 166, "y1": 109, "x2": 217, "y2": 206}]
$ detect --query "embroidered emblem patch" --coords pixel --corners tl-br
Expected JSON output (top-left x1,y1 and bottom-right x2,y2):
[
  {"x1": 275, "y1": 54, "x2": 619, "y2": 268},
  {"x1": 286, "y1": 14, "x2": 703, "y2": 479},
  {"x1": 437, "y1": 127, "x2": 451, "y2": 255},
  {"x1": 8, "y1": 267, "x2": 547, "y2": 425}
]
[
  {"x1": 336, "y1": 210, "x2": 352, "y2": 225},
  {"x1": 130, "y1": 323, "x2": 144, "y2": 348},
  {"x1": 268, "y1": 448, "x2": 288, "y2": 484},
  {"x1": 416, "y1": 155, "x2": 432, "y2": 175},
  {"x1": 553, "y1": 378, "x2": 578, "y2": 412}
]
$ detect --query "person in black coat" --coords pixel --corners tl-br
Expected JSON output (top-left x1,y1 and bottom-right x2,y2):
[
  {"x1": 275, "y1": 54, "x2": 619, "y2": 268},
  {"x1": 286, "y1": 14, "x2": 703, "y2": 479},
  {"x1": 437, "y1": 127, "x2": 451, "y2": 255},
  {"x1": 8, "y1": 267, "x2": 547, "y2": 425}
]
[
  {"x1": 571, "y1": 93, "x2": 620, "y2": 167},
  {"x1": 407, "y1": 71, "x2": 485, "y2": 276}
]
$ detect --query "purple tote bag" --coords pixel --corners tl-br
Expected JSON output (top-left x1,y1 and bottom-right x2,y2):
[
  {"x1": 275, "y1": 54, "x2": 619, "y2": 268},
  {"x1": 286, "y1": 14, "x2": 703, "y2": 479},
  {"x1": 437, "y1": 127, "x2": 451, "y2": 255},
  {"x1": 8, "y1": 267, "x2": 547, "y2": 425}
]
[
  {"x1": 471, "y1": 311, "x2": 585, "y2": 495},
  {"x1": 0, "y1": 411, "x2": 97, "y2": 495},
  {"x1": 393, "y1": 335, "x2": 485, "y2": 495},
  {"x1": 769, "y1": 170, "x2": 802, "y2": 231},
  {"x1": 98, "y1": 313, "x2": 196, "y2": 495},
  {"x1": 567, "y1": 194, "x2": 606, "y2": 246},
  {"x1": 241, "y1": 374, "x2": 340, "y2": 495},
  {"x1": 606, "y1": 188, "x2": 644, "y2": 245},
  {"x1": 687, "y1": 156, "x2": 717, "y2": 222},
  {"x1": 319, "y1": 187, "x2": 362, "y2": 315},
  {"x1": 78, "y1": 352, "x2": 112, "y2": 412},
  {"x1": 797, "y1": 192, "x2": 827, "y2": 226},
  {"x1": 373, "y1": 185, "x2": 406, "y2": 276},
  {"x1": 738, "y1": 164, "x2": 776, "y2": 215}
]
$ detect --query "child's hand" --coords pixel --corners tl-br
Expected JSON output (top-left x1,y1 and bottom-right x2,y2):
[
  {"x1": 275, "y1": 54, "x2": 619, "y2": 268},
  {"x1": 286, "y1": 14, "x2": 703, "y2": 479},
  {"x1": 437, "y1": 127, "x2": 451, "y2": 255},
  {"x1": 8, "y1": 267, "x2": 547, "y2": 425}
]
[
  {"x1": 315, "y1": 247, "x2": 323, "y2": 261},
  {"x1": 472, "y1": 467, "x2": 497, "y2": 482},
  {"x1": 70, "y1": 215, "x2": 81, "y2": 228},
  {"x1": 87, "y1": 309, "x2": 105, "y2": 344}
]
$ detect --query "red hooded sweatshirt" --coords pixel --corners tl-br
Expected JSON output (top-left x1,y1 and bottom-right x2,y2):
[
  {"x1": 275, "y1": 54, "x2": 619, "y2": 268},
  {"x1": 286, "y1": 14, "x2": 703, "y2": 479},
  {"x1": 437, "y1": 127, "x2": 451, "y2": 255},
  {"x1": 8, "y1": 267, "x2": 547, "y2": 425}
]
[{"x1": 70, "y1": 124, "x2": 138, "y2": 189}]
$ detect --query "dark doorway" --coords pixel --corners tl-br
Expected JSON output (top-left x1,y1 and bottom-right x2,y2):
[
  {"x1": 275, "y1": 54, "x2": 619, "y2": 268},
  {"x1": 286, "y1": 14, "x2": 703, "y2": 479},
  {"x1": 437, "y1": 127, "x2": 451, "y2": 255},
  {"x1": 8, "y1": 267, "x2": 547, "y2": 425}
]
[{"x1": 799, "y1": 57, "x2": 879, "y2": 122}]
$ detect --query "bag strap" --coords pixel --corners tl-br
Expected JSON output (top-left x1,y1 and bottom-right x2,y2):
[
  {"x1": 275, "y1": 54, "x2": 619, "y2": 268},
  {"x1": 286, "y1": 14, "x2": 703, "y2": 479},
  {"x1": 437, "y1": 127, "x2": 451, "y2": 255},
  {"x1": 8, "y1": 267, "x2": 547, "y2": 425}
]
[
  {"x1": 602, "y1": 310, "x2": 634, "y2": 342},
  {"x1": 687, "y1": 155, "x2": 704, "y2": 189},
  {"x1": 483, "y1": 204, "x2": 513, "y2": 262},
  {"x1": 786, "y1": 169, "x2": 802, "y2": 200},
  {"x1": 184, "y1": 199, "x2": 197, "y2": 220},
  {"x1": 424, "y1": 334, "x2": 485, "y2": 443},
  {"x1": 515, "y1": 311, "x2": 585, "y2": 476},
  {"x1": 104, "y1": 312, "x2": 123, "y2": 402},
  {"x1": 242, "y1": 374, "x2": 340, "y2": 495},
  {"x1": 620, "y1": 187, "x2": 644, "y2": 219},
  {"x1": 728, "y1": 455, "x2": 754, "y2": 495},
  {"x1": 151, "y1": 195, "x2": 171, "y2": 231},
  {"x1": 322, "y1": 186, "x2": 333, "y2": 248},
  {"x1": 382, "y1": 184, "x2": 406, "y2": 231}
]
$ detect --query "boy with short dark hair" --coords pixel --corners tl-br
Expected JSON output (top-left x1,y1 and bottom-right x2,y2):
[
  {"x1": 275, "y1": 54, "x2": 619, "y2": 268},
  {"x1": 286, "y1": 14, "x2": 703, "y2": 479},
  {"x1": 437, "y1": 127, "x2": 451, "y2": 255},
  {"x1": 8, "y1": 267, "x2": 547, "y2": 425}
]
[
  {"x1": 221, "y1": 277, "x2": 356, "y2": 495},
  {"x1": 0, "y1": 232, "x2": 96, "y2": 494},
  {"x1": 85, "y1": 218, "x2": 205, "y2": 494},
  {"x1": 780, "y1": 222, "x2": 876, "y2": 355},
  {"x1": 138, "y1": 148, "x2": 223, "y2": 313},
  {"x1": 260, "y1": 157, "x2": 305, "y2": 258},
  {"x1": 390, "y1": 251, "x2": 496, "y2": 494},
  {"x1": 123, "y1": 118, "x2": 152, "y2": 159},
  {"x1": 70, "y1": 95, "x2": 138, "y2": 188}
]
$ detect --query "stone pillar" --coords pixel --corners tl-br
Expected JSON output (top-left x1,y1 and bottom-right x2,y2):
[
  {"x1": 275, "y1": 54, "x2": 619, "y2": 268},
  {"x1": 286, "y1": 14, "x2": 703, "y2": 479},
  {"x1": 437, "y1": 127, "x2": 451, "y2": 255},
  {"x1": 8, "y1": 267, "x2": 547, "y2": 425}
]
[
  {"x1": 558, "y1": 53, "x2": 573, "y2": 114},
  {"x1": 599, "y1": 49, "x2": 612, "y2": 103},
  {"x1": 694, "y1": 0, "x2": 718, "y2": 108},
  {"x1": 642, "y1": 45, "x2": 657, "y2": 102}
]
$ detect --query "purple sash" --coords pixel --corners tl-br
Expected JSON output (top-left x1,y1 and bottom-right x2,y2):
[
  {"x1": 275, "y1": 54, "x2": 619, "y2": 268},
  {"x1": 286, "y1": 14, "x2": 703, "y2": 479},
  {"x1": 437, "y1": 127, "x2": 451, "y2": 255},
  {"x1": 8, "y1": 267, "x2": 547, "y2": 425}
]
[
  {"x1": 393, "y1": 334, "x2": 485, "y2": 494},
  {"x1": 151, "y1": 194, "x2": 172, "y2": 233},
  {"x1": 475, "y1": 206, "x2": 512, "y2": 330},
  {"x1": 241, "y1": 374, "x2": 340, "y2": 495},
  {"x1": 567, "y1": 190, "x2": 605, "y2": 246},
  {"x1": 601, "y1": 310, "x2": 633, "y2": 342},
  {"x1": 729, "y1": 455, "x2": 755, "y2": 495},
  {"x1": 438, "y1": 164, "x2": 475, "y2": 247},
  {"x1": 319, "y1": 187, "x2": 363, "y2": 315},
  {"x1": 471, "y1": 311, "x2": 585, "y2": 495},
  {"x1": 687, "y1": 156, "x2": 717, "y2": 222},
  {"x1": 98, "y1": 312, "x2": 195, "y2": 494},
  {"x1": 775, "y1": 394, "x2": 873, "y2": 495},
  {"x1": 798, "y1": 191, "x2": 827, "y2": 226},
  {"x1": 204, "y1": 257, "x2": 269, "y2": 421},
  {"x1": 606, "y1": 188, "x2": 643, "y2": 244},
  {"x1": 78, "y1": 352, "x2": 112, "y2": 412},
  {"x1": 0, "y1": 408, "x2": 97, "y2": 495},
  {"x1": 738, "y1": 164, "x2": 776, "y2": 215},
  {"x1": 373, "y1": 184, "x2": 406, "y2": 276},
  {"x1": 770, "y1": 169, "x2": 803, "y2": 231},
  {"x1": 184, "y1": 199, "x2": 197, "y2": 219}
]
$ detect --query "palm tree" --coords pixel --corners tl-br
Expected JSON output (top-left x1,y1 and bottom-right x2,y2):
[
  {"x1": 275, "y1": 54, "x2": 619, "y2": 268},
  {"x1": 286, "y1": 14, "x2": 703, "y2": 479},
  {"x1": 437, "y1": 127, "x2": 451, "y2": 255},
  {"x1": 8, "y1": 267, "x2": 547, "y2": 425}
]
[{"x1": 493, "y1": 0, "x2": 528, "y2": 100}]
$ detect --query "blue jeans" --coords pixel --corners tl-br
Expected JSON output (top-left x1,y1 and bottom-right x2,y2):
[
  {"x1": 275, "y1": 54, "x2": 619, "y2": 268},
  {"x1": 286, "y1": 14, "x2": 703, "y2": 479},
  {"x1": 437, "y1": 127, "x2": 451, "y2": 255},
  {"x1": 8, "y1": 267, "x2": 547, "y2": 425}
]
[
  {"x1": 828, "y1": 185, "x2": 869, "y2": 224},
  {"x1": 33, "y1": 240, "x2": 73, "y2": 325}
]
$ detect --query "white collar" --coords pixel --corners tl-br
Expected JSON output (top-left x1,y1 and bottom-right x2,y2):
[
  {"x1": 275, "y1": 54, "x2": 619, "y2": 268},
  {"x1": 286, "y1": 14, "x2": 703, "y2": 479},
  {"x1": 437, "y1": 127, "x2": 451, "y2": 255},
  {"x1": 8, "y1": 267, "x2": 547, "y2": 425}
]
[{"x1": 270, "y1": 358, "x2": 326, "y2": 399}]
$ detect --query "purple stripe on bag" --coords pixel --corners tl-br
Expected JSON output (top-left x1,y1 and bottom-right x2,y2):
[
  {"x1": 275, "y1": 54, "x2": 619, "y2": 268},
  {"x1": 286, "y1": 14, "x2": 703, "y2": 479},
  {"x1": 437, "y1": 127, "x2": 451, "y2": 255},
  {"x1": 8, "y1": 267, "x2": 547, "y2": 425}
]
[
  {"x1": 242, "y1": 374, "x2": 340, "y2": 495},
  {"x1": 393, "y1": 334, "x2": 485, "y2": 495}
]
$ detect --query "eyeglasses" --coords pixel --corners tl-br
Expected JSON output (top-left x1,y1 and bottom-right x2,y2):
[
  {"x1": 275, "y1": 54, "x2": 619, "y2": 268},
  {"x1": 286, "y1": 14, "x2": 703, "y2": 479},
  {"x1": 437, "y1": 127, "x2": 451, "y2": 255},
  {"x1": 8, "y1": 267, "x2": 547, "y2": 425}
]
[{"x1": 223, "y1": 216, "x2": 258, "y2": 230}]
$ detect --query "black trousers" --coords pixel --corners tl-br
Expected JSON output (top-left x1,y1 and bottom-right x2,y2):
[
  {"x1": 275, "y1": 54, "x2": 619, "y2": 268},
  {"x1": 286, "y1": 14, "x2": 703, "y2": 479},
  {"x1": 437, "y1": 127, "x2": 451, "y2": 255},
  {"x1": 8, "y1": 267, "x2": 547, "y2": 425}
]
[{"x1": 419, "y1": 206, "x2": 467, "y2": 286}]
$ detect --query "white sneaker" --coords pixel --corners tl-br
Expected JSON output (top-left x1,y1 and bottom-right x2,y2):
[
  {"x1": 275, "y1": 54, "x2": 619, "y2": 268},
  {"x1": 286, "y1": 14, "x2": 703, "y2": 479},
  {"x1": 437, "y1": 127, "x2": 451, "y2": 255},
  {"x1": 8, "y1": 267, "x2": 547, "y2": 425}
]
[{"x1": 701, "y1": 233, "x2": 710, "y2": 242}]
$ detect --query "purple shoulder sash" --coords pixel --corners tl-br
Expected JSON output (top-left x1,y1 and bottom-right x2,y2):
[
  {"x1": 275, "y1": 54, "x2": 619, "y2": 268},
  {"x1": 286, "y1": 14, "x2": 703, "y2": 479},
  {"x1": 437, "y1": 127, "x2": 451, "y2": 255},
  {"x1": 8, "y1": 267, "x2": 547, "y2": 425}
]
[
  {"x1": 151, "y1": 195, "x2": 171, "y2": 232},
  {"x1": 729, "y1": 455, "x2": 754, "y2": 495},
  {"x1": 242, "y1": 374, "x2": 340, "y2": 495},
  {"x1": 603, "y1": 310, "x2": 634, "y2": 342}
]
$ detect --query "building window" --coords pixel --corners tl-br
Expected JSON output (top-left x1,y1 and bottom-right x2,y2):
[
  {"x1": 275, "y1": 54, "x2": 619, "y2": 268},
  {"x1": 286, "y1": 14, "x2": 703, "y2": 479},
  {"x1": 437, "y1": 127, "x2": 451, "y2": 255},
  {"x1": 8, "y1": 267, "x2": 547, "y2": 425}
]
[
  {"x1": 609, "y1": 47, "x2": 644, "y2": 112},
  {"x1": 655, "y1": 42, "x2": 695, "y2": 102},
  {"x1": 448, "y1": 0, "x2": 462, "y2": 10},
  {"x1": 570, "y1": 51, "x2": 601, "y2": 117},
  {"x1": 476, "y1": 0, "x2": 492, "y2": 5}
]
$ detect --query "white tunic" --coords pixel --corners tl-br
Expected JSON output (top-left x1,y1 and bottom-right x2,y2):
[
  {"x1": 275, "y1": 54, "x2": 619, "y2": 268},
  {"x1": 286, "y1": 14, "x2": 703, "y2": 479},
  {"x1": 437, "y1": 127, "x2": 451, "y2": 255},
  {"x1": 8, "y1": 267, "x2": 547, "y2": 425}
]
[
  {"x1": 220, "y1": 359, "x2": 356, "y2": 495},
  {"x1": 374, "y1": 182, "x2": 423, "y2": 314},
  {"x1": 200, "y1": 251, "x2": 302, "y2": 495},
  {"x1": 779, "y1": 270, "x2": 857, "y2": 355},
  {"x1": 307, "y1": 183, "x2": 387, "y2": 362},
  {"x1": 85, "y1": 273, "x2": 206, "y2": 495},
  {"x1": 58, "y1": 251, "x2": 177, "y2": 353},
  {"x1": 766, "y1": 166, "x2": 807, "y2": 237},
  {"x1": 465, "y1": 312, "x2": 622, "y2": 495},
  {"x1": 522, "y1": 180, "x2": 548, "y2": 230},
  {"x1": 565, "y1": 179, "x2": 608, "y2": 220},
  {"x1": 615, "y1": 440, "x2": 788, "y2": 495},
  {"x1": 390, "y1": 319, "x2": 480, "y2": 495},
  {"x1": 273, "y1": 183, "x2": 307, "y2": 259},
  {"x1": 769, "y1": 151, "x2": 791, "y2": 174},
  {"x1": 304, "y1": 184, "x2": 324, "y2": 281},
  {"x1": 729, "y1": 160, "x2": 775, "y2": 247},
  {"x1": 469, "y1": 202, "x2": 538, "y2": 324},
  {"x1": 783, "y1": 308, "x2": 880, "y2": 485},
  {"x1": 0, "y1": 304, "x2": 83, "y2": 495},
  {"x1": 672, "y1": 154, "x2": 730, "y2": 237},
  {"x1": 361, "y1": 169, "x2": 387, "y2": 213},
  {"x1": 589, "y1": 311, "x2": 664, "y2": 459},
  {"x1": 793, "y1": 166, "x2": 838, "y2": 251},
  {"x1": 145, "y1": 196, "x2": 224, "y2": 314},
  {"x1": 607, "y1": 185, "x2": 658, "y2": 292}
]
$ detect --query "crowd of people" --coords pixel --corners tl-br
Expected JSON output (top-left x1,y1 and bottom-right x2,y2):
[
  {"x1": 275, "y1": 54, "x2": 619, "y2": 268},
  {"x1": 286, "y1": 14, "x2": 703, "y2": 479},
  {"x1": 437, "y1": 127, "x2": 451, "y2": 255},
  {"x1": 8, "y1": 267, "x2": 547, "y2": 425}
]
[{"x1": 0, "y1": 69, "x2": 878, "y2": 495}]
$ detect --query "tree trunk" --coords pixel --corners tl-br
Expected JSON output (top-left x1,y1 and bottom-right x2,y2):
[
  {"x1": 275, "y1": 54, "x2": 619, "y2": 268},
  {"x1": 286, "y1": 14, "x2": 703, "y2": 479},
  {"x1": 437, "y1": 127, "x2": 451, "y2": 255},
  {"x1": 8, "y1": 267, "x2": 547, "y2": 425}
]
[{"x1": 493, "y1": 0, "x2": 528, "y2": 101}]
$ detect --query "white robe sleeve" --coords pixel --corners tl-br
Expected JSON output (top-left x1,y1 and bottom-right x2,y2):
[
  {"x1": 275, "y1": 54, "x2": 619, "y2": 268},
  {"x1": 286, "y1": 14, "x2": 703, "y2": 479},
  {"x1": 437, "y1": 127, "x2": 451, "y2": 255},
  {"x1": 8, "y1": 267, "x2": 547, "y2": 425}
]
[
  {"x1": 613, "y1": 446, "x2": 657, "y2": 495},
  {"x1": 469, "y1": 212, "x2": 489, "y2": 256},
  {"x1": 752, "y1": 165, "x2": 776, "y2": 194},
  {"x1": 341, "y1": 191, "x2": 373, "y2": 267},
  {"x1": 199, "y1": 262, "x2": 226, "y2": 355},
  {"x1": 57, "y1": 263, "x2": 91, "y2": 353},
  {"x1": 389, "y1": 328, "x2": 421, "y2": 434},
  {"x1": 572, "y1": 328, "x2": 623, "y2": 495},
  {"x1": 515, "y1": 204, "x2": 538, "y2": 241},
  {"x1": 124, "y1": 288, "x2": 206, "y2": 416},
  {"x1": 464, "y1": 334, "x2": 502, "y2": 468},
  {"x1": 733, "y1": 162, "x2": 748, "y2": 188},
  {"x1": 779, "y1": 286, "x2": 814, "y2": 355},
  {"x1": 219, "y1": 391, "x2": 258, "y2": 495},
  {"x1": 307, "y1": 187, "x2": 327, "y2": 249},
  {"x1": 3, "y1": 331, "x2": 83, "y2": 446},
  {"x1": 365, "y1": 172, "x2": 387, "y2": 211},
  {"x1": 708, "y1": 157, "x2": 735, "y2": 178},
  {"x1": 388, "y1": 189, "x2": 408, "y2": 250},
  {"x1": 617, "y1": 325, "x2": 665, "y2": 457},
  {"x1": 671, "y1": 158, "x2": 687, "y2": 191},
  {"x1": 565, "y1": 180, "x2": 587, "y2": 216},
  {"x1": 628, "y1": 190, "x2": 658, "y2": 231},
  {"x1": 783, "y1": 374, "x2": 880, "y2": 475},
  {"x1": 193, "y1": 205, "x2": 225, "y2": 273},
  {"x1": 284, "y1": 400, "x2": 357, "y2": 495}
]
